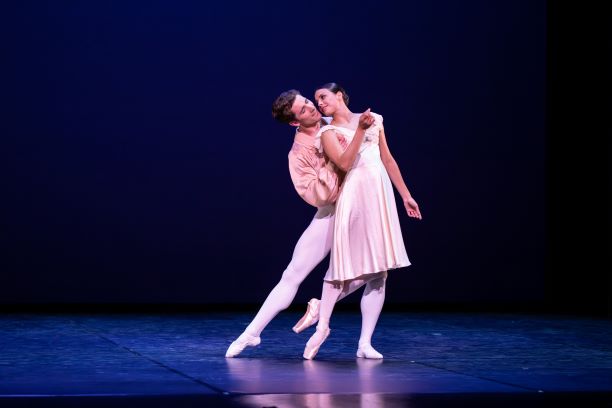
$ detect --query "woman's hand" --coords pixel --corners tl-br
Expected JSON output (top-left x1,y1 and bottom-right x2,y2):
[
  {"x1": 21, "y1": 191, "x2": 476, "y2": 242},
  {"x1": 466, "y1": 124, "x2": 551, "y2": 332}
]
[
  {"x1": 358, "y1": 108, "x2": 375, "y2": 129},
  {"x1": 403, "y1": 196, "x2": 422, "y2": 220}
]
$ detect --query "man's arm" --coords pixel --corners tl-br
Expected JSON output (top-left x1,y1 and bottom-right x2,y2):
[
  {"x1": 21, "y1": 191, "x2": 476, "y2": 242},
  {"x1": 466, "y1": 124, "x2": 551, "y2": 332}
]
[{"x1": 288, "y1": 150, "x2": 342, "y2": 207}]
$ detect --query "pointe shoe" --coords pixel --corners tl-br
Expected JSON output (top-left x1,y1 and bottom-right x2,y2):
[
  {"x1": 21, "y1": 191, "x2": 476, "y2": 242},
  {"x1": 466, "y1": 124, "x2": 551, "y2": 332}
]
[
  {"x1": 225, "y1": 333, "x2": 261, "y2": 358},
  {"x1": 292, "y1": 298, "x2": 320, "y2": 333},
  {"x1": 356, "y1": 343, "x2": 383, "y2": 359},
  {"x1": 303, "y1": 327, "x2": 330, "y2": 360}
]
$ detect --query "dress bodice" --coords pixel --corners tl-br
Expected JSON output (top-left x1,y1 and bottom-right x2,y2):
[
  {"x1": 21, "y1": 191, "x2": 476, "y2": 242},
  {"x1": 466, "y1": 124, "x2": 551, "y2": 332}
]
[{"x1": 315, "y1": 112, "x2": 384, "y2": 169}]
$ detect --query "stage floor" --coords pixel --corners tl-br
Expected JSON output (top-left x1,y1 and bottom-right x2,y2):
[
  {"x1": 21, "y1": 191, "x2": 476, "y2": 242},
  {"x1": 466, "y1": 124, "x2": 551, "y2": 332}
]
[{"x1": 0, "y1": 311, "x2": 610, "y2": 407}]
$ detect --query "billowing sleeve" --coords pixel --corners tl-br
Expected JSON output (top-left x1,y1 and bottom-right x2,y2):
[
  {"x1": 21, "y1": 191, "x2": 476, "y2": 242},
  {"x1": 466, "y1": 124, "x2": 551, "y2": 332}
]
[
  {"x1": 288, "y1": 148, "x2": 341, "y2": 208},
  {"x1": 372, "y1": 112, "x2": 383, "y2": 128}
]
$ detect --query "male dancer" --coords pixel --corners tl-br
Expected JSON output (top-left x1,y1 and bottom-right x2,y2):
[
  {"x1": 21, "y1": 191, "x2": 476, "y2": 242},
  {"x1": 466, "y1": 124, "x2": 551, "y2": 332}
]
[{"x1": 225, "y1": 90, "x2": 374, "y2": 357}]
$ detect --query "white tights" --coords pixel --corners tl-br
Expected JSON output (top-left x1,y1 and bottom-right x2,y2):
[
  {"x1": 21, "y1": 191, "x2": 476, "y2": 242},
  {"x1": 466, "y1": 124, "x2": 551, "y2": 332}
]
[
  {"x1": 242, "y1": 206, "x2": 364, "y2": 337},
  {"x1": 316, "y1": 271, "x2": 388, "y2": 347}
]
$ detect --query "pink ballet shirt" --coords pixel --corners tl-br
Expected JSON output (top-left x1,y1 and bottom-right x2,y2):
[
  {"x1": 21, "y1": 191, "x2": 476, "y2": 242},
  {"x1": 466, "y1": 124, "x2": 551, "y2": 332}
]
[{"x1": 288, "y1": 129, "x2": 346, "y2": 208}]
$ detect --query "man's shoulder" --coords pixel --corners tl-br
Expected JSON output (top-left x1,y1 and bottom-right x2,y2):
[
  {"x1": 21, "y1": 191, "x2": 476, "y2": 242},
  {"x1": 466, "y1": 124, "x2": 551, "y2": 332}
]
[{"x1": 288, "y1": 142, "x2": 308, "y2": 158}]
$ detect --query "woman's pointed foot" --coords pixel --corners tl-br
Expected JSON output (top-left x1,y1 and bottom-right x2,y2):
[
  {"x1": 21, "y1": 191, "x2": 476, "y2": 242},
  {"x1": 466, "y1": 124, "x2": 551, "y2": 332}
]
[
  {"x1": 225, "y1": 333, "x2": 261, "y2": 358},
  {"x1": 292, "y1": 298, "x2": 320, "y2": 333},
  {"x1": 303, "y1": 326, "x2": 330, "y2": 360}
]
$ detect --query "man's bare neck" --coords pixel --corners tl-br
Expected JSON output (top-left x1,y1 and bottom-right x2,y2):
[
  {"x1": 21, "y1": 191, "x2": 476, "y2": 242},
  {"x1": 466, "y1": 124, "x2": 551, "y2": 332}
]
[{"x1": 297, "y1": 119, "x2": 326, "y2": 137}]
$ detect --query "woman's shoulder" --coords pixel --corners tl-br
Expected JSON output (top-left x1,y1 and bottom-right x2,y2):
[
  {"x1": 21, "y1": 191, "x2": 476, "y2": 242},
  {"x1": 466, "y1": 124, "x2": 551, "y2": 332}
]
[
  {"x1": 317, "y1": 124, "x2": 345, "y2": 137},
  {"x1": 315, "y1": 124, "x2": 350, "y2": 152}
]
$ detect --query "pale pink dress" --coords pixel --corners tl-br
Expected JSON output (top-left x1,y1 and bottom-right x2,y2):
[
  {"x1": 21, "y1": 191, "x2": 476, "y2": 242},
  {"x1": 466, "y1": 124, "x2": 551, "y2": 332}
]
[{"x1": 315, "y1": 113, "x2": 410, "y2": 282}]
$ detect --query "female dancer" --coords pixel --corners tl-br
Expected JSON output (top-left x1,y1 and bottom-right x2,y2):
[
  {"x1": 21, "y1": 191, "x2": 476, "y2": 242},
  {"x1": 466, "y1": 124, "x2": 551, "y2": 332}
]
[{"x1": 303, "y1": 83, "x2": 422, "y2": 360}]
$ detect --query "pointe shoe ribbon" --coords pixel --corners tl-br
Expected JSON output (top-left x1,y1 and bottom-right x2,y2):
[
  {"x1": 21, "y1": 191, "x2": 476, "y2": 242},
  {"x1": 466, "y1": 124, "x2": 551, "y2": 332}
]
[
  {"x1": 292, "y1": 298, "x2": 320, "y2": 334},
  {"x1": 303, "y1": 327, "x2": 330, "y2": 360},
  {"x1": 225, "y1": 333, "x2": 261, "y2": 358}
]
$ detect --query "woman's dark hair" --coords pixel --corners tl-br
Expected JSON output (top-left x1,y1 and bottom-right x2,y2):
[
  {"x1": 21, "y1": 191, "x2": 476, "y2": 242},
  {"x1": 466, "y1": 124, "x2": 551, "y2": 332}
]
[
  {"x1": 272, "y1": 89, "x2": 300, "y2": 123},
  {"x1": 317, "y1": 82, "x2": 349, "y2": 106}
]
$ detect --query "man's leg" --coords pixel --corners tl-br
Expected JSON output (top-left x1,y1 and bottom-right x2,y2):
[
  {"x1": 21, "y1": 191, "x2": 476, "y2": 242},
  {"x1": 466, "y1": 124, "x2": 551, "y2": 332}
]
[{"x1": 226, "y1": 206, "x2": 334, "y2": 357}]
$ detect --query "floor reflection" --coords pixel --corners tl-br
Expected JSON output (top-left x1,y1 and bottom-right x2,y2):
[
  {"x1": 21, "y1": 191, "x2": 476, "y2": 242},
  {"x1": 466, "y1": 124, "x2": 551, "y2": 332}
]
[
  {"x1": 237, "y1": 392, "x2": 406, "y2": 408},
  {"x1": 226, "y1": 357, "x2": 400, "y2": 406}
]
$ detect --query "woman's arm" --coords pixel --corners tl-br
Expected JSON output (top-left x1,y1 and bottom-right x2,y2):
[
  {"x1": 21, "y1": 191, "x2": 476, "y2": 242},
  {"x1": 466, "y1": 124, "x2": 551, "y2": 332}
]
[
  {"x1": 379, "y1": 126, "x2": 422, "y2": 219},
  {"x1": 321, "y1": 110, "x2": 374, "y2": 172}
]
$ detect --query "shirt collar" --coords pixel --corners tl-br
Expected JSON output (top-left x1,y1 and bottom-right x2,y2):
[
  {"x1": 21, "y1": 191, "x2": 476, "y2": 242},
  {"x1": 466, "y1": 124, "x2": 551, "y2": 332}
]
[
  {"x1": 293, "y1": 130, "x2": 316, "y2": 148},
  {"x1": 293, "y1": 119, "x2": 329, "y2": 147}
]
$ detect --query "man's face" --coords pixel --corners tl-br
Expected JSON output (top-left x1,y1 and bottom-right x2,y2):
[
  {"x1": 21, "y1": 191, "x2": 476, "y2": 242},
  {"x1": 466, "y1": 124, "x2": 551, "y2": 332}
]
[{"x1": 290, "y1": 95, "x2": 321, "y2": 127}]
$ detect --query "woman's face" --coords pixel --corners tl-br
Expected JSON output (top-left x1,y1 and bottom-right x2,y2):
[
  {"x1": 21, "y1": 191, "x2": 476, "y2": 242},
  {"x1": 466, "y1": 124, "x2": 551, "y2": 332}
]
[{"x1": 315, "y1": 88, "x2": 342, "y2": 116}]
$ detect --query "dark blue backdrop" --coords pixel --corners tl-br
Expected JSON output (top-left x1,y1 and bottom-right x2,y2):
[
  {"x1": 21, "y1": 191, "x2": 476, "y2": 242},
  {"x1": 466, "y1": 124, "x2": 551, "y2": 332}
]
[{"x1": 1, "y1": 0, "x2": 545, "y2": 305}]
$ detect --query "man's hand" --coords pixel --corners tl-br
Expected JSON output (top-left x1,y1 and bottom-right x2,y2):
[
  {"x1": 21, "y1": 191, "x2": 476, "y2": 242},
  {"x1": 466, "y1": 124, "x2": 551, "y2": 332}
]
[
  {"x1": 404, "y1": 196, "x2": 422, "y2": 220},
  {"x1": 358, "y1": 108, "x2": 375, "y2": 129}
]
